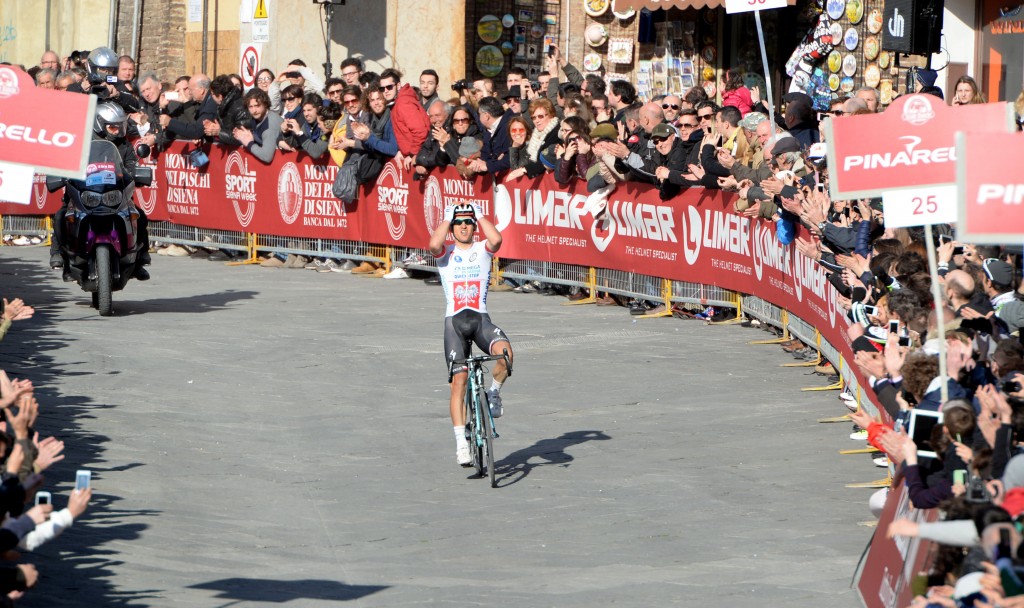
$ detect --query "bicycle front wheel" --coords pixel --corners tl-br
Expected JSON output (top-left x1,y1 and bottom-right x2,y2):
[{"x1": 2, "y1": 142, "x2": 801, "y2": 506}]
[
  {"x1": 479, "y1": 386, "x2": 496, "y2": 487},
  {"x1": 466, "y1": 388, "x2": 484, "y2": 477}
]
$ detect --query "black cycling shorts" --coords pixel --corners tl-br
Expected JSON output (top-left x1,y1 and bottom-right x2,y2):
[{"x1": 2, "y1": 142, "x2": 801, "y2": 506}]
[{"x1": 444, "y1": 310, "x2": 510, "y2": 374}]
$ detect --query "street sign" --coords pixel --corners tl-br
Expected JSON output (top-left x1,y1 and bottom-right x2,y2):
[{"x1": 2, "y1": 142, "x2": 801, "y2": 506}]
[
  {"x1": 725, "y1": 0, "x2": 788, "y2": 14},
  {"x1": 956, "y1": 131, "x2": 1024, "y2": 244},
  {"x1": 240, "y1": 45, "x2": 261, "y2": 87},
  {"x1": 252, "y1": 0, "x2": 270, "y2": 43},
  {"x1": 824, "y1": 95, "x2": 1015, "y2": 201},
  {"x1": 0, "y1": 66, "x2": 95, "y2": 178}
]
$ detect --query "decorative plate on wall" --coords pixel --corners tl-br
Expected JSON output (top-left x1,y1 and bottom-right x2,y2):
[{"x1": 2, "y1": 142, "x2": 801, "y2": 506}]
[
  {"x1": 477, "y1": 15, "x2": 503, "y2": 44},
  {"x1": 826, "y1": 0, "x2": 845, "y2": 20},
  {"x1": 842, "y1": 53, "x2": 858, "y2": 76},
  {"x1": 844, "y1": 27, "x2": 859, "y2": 51},
  {"x1": 584, "y1": 0, "x2": 610, "y2": 18},
  {"x1": 475, "y1": 45, "x2": 504, "y2": 77},
  {"x1": 864, "y1": 63, "x2": 881, "y2": 88},
  {"x1": 864, "y1": 36, "x2": 879, "y2": 60},
  {"x1": 585, "y1": 23, "x2": 609, "y2": 47},
  {"x1": 846, "y1": 0, "x2": 864, "y2": 24},
  {"x1": 867, "y1": 9, "x2": 883, "y2": 33},
  {"x1": 828, "y1": 50, "x2": 842, "y2": 73},
  {"x1": 611, "y1": 0, "x2": 636, "y2": 19}
]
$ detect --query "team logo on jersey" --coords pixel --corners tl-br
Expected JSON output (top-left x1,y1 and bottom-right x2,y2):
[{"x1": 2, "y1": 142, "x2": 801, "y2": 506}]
[
  {"x1": 452, "y1": 280, "x2": 482, "y2": 312},
  {"x1": 469, "y1": 252, "x2": 478, "y2": 262},
  {"x1": 454, "y1": 255, "x2": 463, "y2": 263}
]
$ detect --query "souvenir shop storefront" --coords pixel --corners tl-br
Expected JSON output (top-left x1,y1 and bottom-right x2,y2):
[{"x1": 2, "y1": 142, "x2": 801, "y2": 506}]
[{"x1": 462, "y1": 0, "x2": 919, "y2": 110}]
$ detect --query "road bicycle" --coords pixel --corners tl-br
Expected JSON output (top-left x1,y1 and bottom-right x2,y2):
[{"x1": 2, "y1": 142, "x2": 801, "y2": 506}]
[{"x1": 448, "y1": 349, "x2": 512, "y2": 488}]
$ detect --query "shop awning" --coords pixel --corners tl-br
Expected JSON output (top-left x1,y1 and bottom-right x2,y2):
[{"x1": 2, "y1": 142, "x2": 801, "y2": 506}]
[
  {"x1": 615, "y1": 0, "x2": 726, "y2": 9},
  {"x1": 615, "y1": 0, "x2": 795, "y2": 10}
]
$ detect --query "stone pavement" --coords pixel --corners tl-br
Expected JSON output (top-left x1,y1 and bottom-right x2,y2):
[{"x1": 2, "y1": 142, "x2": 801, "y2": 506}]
[{"x1": 0, "y1": 245, "x2": 877, "y2": 607}]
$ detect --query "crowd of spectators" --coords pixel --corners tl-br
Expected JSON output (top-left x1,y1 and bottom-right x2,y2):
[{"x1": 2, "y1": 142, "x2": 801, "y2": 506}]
[
  {"x1": 0, "y1": 298, "x2": 93, "y2": 604},
  {"x1": 8, "y1": 40, "x2": 1024, "y2": 607}
]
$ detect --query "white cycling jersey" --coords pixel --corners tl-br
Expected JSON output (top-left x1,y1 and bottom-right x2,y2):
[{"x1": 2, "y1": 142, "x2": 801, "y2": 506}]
[{"x1": 435, "y1": 240, "x2": 494, "y2": 317}]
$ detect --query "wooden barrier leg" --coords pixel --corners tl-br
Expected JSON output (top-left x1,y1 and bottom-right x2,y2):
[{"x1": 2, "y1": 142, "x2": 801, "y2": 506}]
[{"x1": 563, "y1": 266, "x2": 598, "y2": 306}]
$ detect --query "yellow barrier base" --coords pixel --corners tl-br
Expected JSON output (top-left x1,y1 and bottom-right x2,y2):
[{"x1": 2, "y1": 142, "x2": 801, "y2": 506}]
[
  {"x1": 846, "y1": 477, "x2": 892, "y2": 489},
  {"x1": 782, "y1": 356, "x2": 821, "y2": 368},
  {"x1": 818, "y1": 414, "x2": 852, "y2": 423},
  {"x1": 708, "y1": 315, "x2": 747, "y2": 326},
  {"x1": 562, "y1": 294, "x2": 597, "y2": 306},
  {"x1": 839, "y1": 447, "x2": 880, "y2": 454},
  {"x1": 802, "y1": 380, "x2": 843, "y2": 392},
  {"x1": 749, "y1": 335, "x2": 792, "y2": 345},
  {"x1": 227, "y1": 233, "x2": 261, "y2": 266}
]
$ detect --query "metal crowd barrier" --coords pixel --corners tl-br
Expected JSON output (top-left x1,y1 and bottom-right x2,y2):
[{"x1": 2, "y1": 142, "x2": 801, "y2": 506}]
[{"x1": 4, "y1": 216, "x2": 873, "y2": 415}]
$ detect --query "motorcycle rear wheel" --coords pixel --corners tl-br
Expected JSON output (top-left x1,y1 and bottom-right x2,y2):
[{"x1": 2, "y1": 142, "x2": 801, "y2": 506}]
[{"x1": 95, "y1": 245, "x2": 113, "y2": 316}]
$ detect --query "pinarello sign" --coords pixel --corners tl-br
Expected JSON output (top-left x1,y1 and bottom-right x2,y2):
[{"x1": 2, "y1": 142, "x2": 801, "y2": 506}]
[
  {"x1": 824, "y1": 94, "x2": 1015, "y2": 200},
  {"x1": 956, "y1": 131, "x2": 1024, "y2": 243},
  {"x1": 0, "y1": 66, "x2": 94, "y2": 178}
]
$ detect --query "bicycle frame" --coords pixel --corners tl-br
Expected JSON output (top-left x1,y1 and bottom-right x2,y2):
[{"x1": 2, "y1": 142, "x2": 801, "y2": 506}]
[{"x1": 448, "y1": 350, "x2": 512, "y2": 486}]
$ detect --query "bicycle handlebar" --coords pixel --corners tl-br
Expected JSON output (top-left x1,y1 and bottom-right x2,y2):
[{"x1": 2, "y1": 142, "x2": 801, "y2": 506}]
[{"x1": 447, "y1": 348, "x2": 512, "y2": 383}]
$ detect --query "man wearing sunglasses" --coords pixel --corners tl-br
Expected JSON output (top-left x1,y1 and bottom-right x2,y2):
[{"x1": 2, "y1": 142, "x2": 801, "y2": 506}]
[
  {"x1": 660, "y1": 95, "x2": 683, "y2": 125},
  {"x1": 429, "y1": 202, "x2": 513, "y2": 466}
]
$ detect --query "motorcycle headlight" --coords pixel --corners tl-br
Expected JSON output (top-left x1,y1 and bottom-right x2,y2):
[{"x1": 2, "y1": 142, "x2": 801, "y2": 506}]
[
  {"x1": 81, "y1": 192, "x2": 103, "y2": 209},
  {"x1": 102, "y1": 191, "x2": 122, "y2": 208}
]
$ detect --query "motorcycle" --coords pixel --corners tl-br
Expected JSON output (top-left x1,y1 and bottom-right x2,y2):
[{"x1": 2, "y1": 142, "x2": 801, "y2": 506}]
[{"x1": 46, "y1": 140, "x2": 152, "y2": 316}]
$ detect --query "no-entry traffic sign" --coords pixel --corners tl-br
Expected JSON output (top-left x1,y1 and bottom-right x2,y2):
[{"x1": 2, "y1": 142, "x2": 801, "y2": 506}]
[{"x1": 240, "y1": 45, "x2": 261, "y2": 87}]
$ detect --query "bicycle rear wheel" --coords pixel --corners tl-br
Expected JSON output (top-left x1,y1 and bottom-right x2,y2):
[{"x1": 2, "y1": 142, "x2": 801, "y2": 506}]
[{"x1": 479, "y1": 386, "x2": 496, "y2": 487}]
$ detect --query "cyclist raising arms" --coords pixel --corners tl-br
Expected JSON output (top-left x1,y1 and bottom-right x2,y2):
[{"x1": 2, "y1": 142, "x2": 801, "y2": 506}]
[{"x1": 429, "y1": 202, "x2": 513, "y2": 466}]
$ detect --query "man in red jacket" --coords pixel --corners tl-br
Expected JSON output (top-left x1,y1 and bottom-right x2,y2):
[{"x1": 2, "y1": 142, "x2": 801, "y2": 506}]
[{"x1": 380, "y1": 68, "x2": 430, "y2": 170}]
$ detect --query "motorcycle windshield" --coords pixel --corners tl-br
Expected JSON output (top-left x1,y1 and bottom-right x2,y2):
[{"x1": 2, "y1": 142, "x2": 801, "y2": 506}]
[{"x1": 71, "y1": 141, "x2": 126, "y2": 193}]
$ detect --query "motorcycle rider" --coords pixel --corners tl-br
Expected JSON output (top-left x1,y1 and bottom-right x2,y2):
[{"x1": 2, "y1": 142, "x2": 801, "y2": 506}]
[{"x1": 49, "y1": 103, "x2": 151, "y2": 281}]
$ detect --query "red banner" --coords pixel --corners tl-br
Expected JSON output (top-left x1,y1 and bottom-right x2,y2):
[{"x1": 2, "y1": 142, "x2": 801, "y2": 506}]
[
  {"x1": 0, "y1": 67, "x2": 95, "y2": 178},
  {"x1": 857, "y1": 478, "x2": 939, "y2": 608},
  {"x1": 956, "y1": 131, "x2": 1024, "y2": 244},
  {"x1": 825, "y1": 95, "x2": 1015, "y2": 200}
]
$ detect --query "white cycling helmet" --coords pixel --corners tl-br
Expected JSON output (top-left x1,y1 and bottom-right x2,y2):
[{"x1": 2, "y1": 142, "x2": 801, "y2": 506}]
[{"x1": 452, "y1": 203, "x2": 476, "y2": 219}]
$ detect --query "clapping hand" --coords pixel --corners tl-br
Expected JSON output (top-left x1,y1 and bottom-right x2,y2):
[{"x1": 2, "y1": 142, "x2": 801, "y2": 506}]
[{"x1": 2, "y1": 299, "x2": 33, "y2": 322}]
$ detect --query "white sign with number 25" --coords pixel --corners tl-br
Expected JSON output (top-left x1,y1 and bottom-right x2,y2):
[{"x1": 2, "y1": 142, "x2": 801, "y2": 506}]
[{"x1": 882, "y1": 184, "x2": 958, "y2": 229}]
